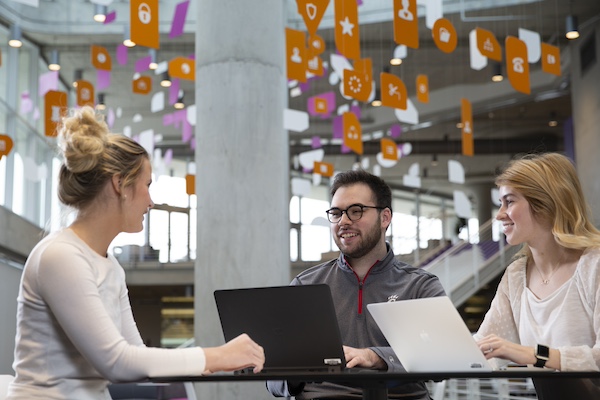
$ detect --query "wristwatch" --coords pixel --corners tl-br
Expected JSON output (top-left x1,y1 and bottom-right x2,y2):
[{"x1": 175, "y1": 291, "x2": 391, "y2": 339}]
[{"x1": 534, "y1": 344, "x2": 550, "y2": 368}]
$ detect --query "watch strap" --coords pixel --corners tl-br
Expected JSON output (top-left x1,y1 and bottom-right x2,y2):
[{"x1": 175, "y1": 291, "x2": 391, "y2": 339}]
[{"x1": 534, "y1": 344, "x2": 550, "y2": 368}]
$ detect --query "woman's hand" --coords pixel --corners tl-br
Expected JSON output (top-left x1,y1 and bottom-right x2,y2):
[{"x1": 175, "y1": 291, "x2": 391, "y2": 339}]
[
  {"x1": 477, "y1": 334, "x2": 537, "y2": 365},
  {"x1": 477, "y1": 334, "x2": 536, "y2": 365},
  {"x1": 203, "y1": 333, "x2": 265, "y2": 374},
  {"x1": 477, "y1": 334, "x2": 560, "y2": 370}
]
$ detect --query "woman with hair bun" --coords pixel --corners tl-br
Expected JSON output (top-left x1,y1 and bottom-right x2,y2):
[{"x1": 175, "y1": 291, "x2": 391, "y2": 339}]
[
  {"x1": 475, "y1": 152, "x2": 600, "y2": 399},
  {"x1": 7, "y1": 106, "x2": 264, "y2": 400}
]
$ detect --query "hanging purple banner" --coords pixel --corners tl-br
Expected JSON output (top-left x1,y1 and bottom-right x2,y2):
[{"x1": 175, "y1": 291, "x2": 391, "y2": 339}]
[
  {"x1": 96, "y1": 69, "x2": 111, "y2": 90},
  {"x1": 169, "y1": 0, "x2": 190, "y2": 39},
  {"x1": 135, "y1": 56, "x2": 152, "y2": 73}
]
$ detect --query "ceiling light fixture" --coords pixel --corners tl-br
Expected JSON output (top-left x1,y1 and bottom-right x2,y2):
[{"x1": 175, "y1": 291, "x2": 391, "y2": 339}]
[
  {"x1": 491, "y1": 62, "x2": 503, "y2": 82},
  {"x1": 371, "y1": 88, "x2": 382, "y2": 107},
  {"x1": 93, "y1": 4, "x2": 108, "y2": 23},
  {"x1": 174, "y1": 92, "x2": 185, "y2": 109},
  {"x1": 148, "y1": 49, "x2": 158, "y2": 70},
  {"x1": 565, "y1": 15, "x2": 579, "y2": 40},
  {"x1": 97, "y1": 93, "x2": 106, "y2": 111},
  {"x1": 390, "y1": 45, "x2": 404, "y2": 66},
  {"x1": 73, "y1": 69, "x2": 83, "y2": 87},
  {"x1": 123, "y1": 25, "x2": 136, "y2": 48},
  {"x1": 160, "y1": 72, "x2": 172, "y2": 88},
  {"x1": 352, "y1": 156, "x2": 362, "y2": 171},
  {"x1": 548, "y1": 111, "x2": 558, "y2": 127},
  {"x1": 8, "y1": 24, "x2": 23, "y2": 48},
  {"x1": 431, "y1": 154, "x2": 438, "y2": 167},
  {"x1": 48, "y1": 49, "x2": 60, "y2": 71}
]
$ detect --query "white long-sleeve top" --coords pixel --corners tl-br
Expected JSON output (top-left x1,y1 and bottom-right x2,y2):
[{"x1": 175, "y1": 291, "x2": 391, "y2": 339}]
[
  {"x1": 7, "y1": 229, "x2": 205, "y2": 400},
  {"x1": 475, "y1": 247, "x2": 600, "y2": 371}
]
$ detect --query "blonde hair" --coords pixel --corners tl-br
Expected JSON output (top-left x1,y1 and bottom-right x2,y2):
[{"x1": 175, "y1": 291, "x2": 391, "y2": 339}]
[
  {"x1": 57, "y1": 106, "x2": 149, "y2": 210},
  {"x1": 496, "y1": 152, "x2": 600, "y2": 258}
]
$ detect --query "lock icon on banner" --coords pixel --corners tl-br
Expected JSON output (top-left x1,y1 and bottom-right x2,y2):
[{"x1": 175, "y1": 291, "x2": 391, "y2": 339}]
[{"x1": 138, "y1": 3, "x2": 151, "y2": 24}]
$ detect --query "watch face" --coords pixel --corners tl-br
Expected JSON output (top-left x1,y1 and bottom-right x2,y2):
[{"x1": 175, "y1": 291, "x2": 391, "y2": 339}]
[{"x1": 537, "y1": 344, "x2": 550, "y2": 359}]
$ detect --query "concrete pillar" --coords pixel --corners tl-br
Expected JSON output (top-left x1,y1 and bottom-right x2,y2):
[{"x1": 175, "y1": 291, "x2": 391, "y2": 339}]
[
  {"x1": 571, "y1": 21, "x2": 600, "y2": 225},
  {"x1": 470, "y1": 183, "x2": 493, "y2": 224},
  {"x1": 194, "y1": 1, "x2": 288, "y2": 399},
  {"x1": 467, "y1": 183, "x2": 494, "y2": 241}
]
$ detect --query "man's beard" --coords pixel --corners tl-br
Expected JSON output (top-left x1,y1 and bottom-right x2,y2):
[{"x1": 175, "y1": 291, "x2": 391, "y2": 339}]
[{"x1": 335, "y1": 216, "x2": 383, "y2": 260}]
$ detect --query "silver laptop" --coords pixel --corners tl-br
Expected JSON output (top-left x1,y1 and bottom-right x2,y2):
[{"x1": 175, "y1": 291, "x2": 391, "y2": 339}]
[{"x1": 367, "y1": 296, "x2": 493, "y2": 372}]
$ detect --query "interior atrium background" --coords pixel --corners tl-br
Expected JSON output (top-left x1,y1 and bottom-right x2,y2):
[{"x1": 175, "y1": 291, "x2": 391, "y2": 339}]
[{"x1": 1, "y1": 0, "x2": 599, "y2": 348}]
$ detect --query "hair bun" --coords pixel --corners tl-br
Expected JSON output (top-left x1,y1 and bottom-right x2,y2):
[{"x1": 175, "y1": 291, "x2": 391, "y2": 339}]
[{"x1": 58, "y1": 106, "x2": 109, "y2": 174}]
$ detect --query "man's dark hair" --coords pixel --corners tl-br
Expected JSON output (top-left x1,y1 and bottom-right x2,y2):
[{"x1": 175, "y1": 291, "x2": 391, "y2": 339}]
[{"x1": 330, "y1": 169, "x2": 393, "y2": 212}]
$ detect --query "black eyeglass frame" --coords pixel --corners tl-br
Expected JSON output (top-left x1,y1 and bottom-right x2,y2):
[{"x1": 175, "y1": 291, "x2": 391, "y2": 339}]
[{"x1": 325, "y1": 203, "x2": 387, "y2": 223}]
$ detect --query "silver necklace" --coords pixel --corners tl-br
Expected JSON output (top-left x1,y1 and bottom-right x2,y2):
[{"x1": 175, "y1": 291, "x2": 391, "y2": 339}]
[{"x1": 533, "y1": 257, "x2": 563, "y2": 285}]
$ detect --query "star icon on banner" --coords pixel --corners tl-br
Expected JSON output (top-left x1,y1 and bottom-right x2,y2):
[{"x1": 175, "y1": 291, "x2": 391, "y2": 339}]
[{"x1": 339, "y1": 16, "x2": 354, "y2": 36}]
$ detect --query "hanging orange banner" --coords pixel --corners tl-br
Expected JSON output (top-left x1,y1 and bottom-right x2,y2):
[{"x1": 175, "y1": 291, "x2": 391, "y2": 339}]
[
  {"x1": 461, "y1": 98, "x2": 474, "y2": 156},
  {"x1": 334, "y1": 0, "x2": 360, "y2": 60},
  {"x1": 286, "y1": 27, "x2": 307, "y2": 82},
  {"x1": 416, "y1": 74, "x2": 429, "y2": 103},
  {"x1": 308, "y1": 34, "x2": 325, "y2": 55},
  {"x1": 307, "y1": 52, "x2": 324, "y2": 76},
  {"x1": 133, "y1": 76, "x2": 152, "y2": 94},
  {"x1": 476, "y1": 27, "x2": 502, "y2": 61},
  {"x1": 314, "y1": 97, "x2": 329, "y2": 114},
  {"x1": 505, "y1": 36, "x2": 530, "y2": 95},
  {"x1": 0, "y1": 134, "x2": 13, "y2": 160},
  {"x1": 131, "y1": 0, "x2": 159, "y2": 49},
  {"x1": 343, "y1": 112, "x2": 363, "y2": 155},
  {"x1": 541, "y1": 43, "x2": 561, "y2": 76},
  {"x1": 45, "y1": 90, "x2": 68, "y2": 137},
  {"x1": 91, "y1": 45, "x2": 112, "y2": 71},
  {"x1": 343, "y1": 69, "x2": 370, "y2": 102},
  {"x1": 168, "y1": 57, "x2": 195, "y2": 81},
  {"x1": 314, "y1": 161, "x2": 334, "y2": 177},
  {"x1": 380, "y1": 72, "x2": 407, "y2": 110},
  {"x1": 297, "y1": 0, "x2": 330, "y2": 36},
  {"x1": 381, "y1": 138, "x2": 398, "y2": 161},
  {"x1": 76, "y1": 80, "x2": 95, "y2": 107},
  {"x1": 393, "y1": 0, "x2": 418, "y2": 49},
  {"x1": 432, "y1": 18, "x2": 457, "y2": 53},
  {"x1": 185, "y1": 174, "x2": 195, "y2": 195}
]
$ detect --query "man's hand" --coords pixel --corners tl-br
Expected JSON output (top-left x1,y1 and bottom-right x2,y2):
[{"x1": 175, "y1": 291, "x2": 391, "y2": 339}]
[{"x1": 343, "y1": 345, "x2": 386, "y2": 369}]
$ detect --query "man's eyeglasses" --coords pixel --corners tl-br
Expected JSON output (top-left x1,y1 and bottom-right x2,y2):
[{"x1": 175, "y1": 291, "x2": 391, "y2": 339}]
[{"x1": 325, "y1": 204, "x2": 386, "y2": 223}]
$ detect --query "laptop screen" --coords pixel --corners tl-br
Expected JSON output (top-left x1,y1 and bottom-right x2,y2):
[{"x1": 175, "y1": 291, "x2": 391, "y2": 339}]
[{"x1": 214, "y1": 284, "x2": 347, "y2": 373}]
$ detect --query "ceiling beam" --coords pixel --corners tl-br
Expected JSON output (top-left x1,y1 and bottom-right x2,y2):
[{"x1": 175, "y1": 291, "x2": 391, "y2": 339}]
[{"x1": 289, "y1": 134, "x2": 562, "y2": 156}]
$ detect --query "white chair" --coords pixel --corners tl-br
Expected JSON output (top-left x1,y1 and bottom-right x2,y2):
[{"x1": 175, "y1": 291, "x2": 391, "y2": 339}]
[{"x1": 0, "y1": 375, "x2": 15, "y2": 400}]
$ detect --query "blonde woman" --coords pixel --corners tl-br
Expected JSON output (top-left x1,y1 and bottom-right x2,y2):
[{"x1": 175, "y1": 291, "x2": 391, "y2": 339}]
[
  {"x1": 7, "y1": 106, "x2": 264, "y2": 400},
  {"x1": 475, "y1": 153, "x2": 600, "y2": 399}
]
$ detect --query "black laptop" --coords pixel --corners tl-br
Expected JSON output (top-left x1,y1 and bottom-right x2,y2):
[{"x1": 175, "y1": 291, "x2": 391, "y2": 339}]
[{"x1": 214, "y1": 284, "x2": 347, "y2": 374}]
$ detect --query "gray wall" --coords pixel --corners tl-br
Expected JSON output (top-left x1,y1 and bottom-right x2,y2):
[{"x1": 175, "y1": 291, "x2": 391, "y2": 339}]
[
  {"x1": 0, "y1": 261, "x2": 22, "y2": 374},
  {"x1": 0, "y1": 206, "x2": 45, "y2": 374}
]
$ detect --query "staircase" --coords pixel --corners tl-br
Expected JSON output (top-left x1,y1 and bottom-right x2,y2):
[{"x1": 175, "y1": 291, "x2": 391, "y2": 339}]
[{"x1": 418, "y1": 219, "x2": 520, "y2": 307}]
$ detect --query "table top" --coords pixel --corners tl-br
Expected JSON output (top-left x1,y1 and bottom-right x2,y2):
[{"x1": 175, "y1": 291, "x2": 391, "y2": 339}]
[{"x1": 150, "y1": 368, "x2": 600, "y2": 384}]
